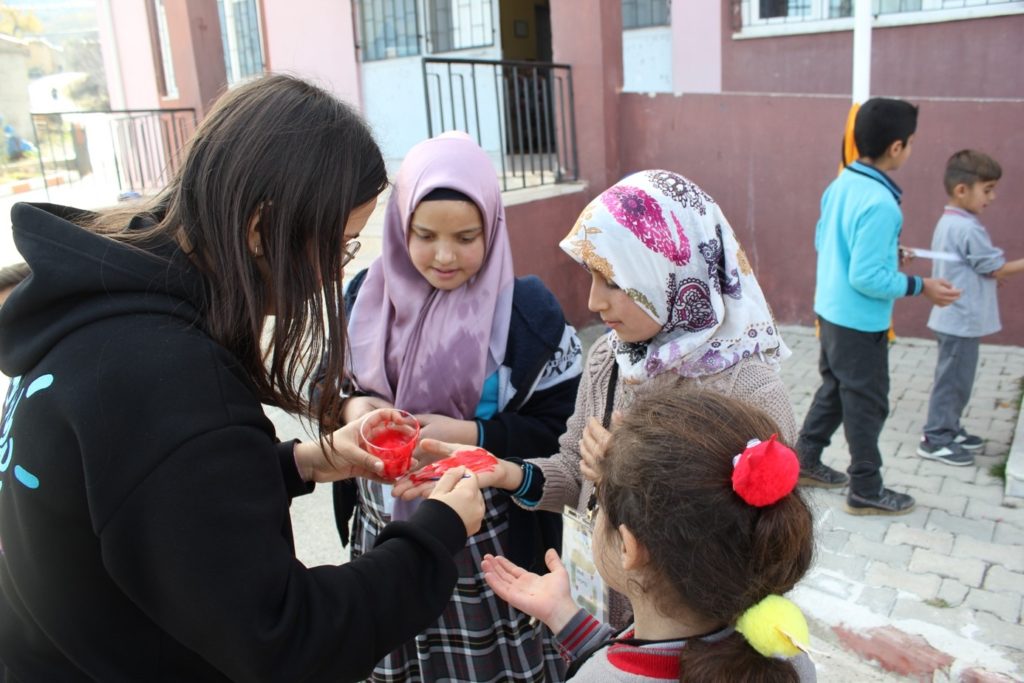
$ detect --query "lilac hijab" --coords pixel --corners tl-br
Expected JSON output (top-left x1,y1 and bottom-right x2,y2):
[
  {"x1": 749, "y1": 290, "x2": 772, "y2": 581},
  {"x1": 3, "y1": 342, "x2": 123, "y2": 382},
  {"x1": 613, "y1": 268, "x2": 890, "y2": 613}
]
[{"x1": 347, "y1": 132, "x2": 515, "y2": 418}]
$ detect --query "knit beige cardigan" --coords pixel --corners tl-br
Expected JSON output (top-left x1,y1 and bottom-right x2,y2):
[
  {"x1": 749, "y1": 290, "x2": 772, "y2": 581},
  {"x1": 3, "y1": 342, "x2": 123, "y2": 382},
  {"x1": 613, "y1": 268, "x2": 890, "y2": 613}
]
[{"x1": 522, "y1": 332, "x2": 800, "y2": 627}]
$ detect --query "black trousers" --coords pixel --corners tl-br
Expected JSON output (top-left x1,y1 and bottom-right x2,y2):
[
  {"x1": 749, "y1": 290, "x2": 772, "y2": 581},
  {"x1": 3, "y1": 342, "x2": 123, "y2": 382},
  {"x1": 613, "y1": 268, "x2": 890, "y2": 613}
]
[{"x1": 797, "y1": 316, "x2": 889, "y2": 497}]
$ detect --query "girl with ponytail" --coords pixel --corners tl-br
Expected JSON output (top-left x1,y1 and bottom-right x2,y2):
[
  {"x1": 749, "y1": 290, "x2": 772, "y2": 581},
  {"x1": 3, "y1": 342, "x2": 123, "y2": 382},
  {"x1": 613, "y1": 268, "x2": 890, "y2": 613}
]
[{"x1": 481, "y1": 385, "x2": 817, "y2": 682}]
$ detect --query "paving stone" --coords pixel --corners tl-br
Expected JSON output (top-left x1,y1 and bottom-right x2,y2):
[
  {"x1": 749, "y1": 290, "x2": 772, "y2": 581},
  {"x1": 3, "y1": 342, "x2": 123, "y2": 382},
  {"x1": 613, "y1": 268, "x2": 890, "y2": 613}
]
[
  {"x1": 941, "y1": 477, "x2": 1004, "y2": 499},
  {"x1": 884, "y1": 452, "x2": 922, "y2": 474},
  {"x1": 927, "y1": 510, "x2": 996, "y2": 541},
  {"x1": 830, "y1": 514, "x2": 892, "y2": 542},
  {"x1": 866, "y1": 561, "x2": 941, "y2": 600},
  {"x1": 912, "y1": 490, "x2": 969, "y2": 516},
  {"x1": 891, "y1": 598, "x2": 975, "y2": 636},
  {"x1": 965, "y1": 500, "x2": 1024, "y2": 528},
  {"x1": 885, "y1": 470, "x2": 945, "y2": 494},
  {"x1": 953, "y1": 536, "x2": 1024, "y2": 572},
  {"x1": 933, "y1": 464, "x2": 987, "y2": 483},
  {"x1": 936, "y1": 578, "x2": 969, "y2": 606},
  {"x1": 818, "y1": 528, "x2": 851, "y2": 551},
  {"x1": 980, "y1": 569, "x2": 1024, "y2": 606},
  {"x1": 909, "y1": 548, "x2": 986, "y2": 587},
  {"x1": 845, "y1": 534, "x2": 913, "y2": 565},
  {"x1": 973, "y1": 611, "x2": 1024, "y2": 649},
  {"x1": 884, "y1": 523, "x2": 954, "y2": 554},
  {"x1": 964, "y1": 587, "x2": 1023, "y2": 623},
  {"x1": 799, "y1": 569, "x2": 862, "y2": 601},
  {"x1": 814, "y1": 547, "x2": 869, "y2": 579},
  {"x1": 854, "y1": 584, "x2": 899, "y2": 615},
  {"x1": 993, "y1": 522, "x2": 1024, "y2": 546}
]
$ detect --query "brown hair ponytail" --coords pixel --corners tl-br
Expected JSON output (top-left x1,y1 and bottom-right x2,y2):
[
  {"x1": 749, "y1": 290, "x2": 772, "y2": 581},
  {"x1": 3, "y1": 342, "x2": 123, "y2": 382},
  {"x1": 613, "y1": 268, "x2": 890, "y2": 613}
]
[{"x1": 598, "y1": 385, "x2": 814, "y2": 683}]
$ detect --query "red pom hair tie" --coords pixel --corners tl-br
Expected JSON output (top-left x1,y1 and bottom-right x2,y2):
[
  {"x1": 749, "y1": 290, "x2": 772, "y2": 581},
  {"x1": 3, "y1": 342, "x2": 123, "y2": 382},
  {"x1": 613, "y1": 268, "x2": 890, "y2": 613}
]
[{"x1": 731, "y1": 434, "x2": 800, "y2": 507}]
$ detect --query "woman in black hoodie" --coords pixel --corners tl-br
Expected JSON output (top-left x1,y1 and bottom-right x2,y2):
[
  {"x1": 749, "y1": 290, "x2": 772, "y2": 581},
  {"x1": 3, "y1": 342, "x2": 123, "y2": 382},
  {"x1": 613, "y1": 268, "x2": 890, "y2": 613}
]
[{"x1": 0, "y1": 74, "x2": 484, "y2": 682}]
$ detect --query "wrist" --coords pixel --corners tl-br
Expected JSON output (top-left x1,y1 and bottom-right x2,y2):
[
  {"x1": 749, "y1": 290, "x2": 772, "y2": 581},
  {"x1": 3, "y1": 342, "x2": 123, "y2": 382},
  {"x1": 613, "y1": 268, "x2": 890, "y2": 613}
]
[
  {"x1": 293, "y1": 441, "x2": 321, "y2": 482},
  {"x1": 546, "y1": 597, "x2": 582, "y2": 634},
  {"x1": 502, "y1": 459, "x2": 525, "y2": 491}
]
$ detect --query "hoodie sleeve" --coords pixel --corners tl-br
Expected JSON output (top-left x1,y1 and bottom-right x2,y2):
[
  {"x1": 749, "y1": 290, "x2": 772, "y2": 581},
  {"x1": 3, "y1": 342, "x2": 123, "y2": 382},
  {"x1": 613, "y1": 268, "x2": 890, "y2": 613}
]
[{"x1": 100, "y1": 424, "x2": 465, "y2": 683}]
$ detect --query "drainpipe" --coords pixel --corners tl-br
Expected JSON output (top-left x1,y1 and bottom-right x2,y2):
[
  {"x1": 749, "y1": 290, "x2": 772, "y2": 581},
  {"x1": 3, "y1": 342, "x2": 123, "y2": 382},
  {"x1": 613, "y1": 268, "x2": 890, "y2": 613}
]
[{"x1": 852, "y1": 0, "x2": 872, "y2": 103}]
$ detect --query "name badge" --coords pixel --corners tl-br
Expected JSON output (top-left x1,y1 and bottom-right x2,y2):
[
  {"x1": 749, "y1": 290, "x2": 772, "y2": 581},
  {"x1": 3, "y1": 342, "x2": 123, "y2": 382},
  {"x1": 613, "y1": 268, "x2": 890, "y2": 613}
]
[{"x1": 561, "y1": 505, "x2": 609, "y2": 624}]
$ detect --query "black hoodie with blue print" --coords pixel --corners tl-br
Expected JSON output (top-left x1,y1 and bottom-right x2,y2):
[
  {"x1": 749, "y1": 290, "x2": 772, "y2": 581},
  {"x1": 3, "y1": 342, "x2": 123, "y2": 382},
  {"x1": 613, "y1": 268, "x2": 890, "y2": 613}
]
[{"x1": 0, "y1": 203, "x2": 468, "y2": 682}]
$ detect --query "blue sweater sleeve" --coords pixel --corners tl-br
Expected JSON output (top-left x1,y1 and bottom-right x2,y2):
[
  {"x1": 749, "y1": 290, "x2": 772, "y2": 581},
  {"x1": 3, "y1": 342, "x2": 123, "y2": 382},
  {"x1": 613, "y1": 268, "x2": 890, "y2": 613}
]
[{"x1": 847, "y1": 201, "x2": 920, "y2": 299}]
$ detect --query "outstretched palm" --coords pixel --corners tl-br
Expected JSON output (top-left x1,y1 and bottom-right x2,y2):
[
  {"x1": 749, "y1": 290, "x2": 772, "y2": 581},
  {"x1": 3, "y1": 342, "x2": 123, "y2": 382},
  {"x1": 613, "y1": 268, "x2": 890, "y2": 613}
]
[{"x1": 482, "y1": 549, "x2": 579, "y2": 633}]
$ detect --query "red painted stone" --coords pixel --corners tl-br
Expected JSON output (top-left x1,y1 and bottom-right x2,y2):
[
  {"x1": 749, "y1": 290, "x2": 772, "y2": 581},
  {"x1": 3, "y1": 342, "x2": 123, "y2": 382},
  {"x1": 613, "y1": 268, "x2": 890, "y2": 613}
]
[{"x1": 833, "y1": 625, "x2": 953, "y2": 681}]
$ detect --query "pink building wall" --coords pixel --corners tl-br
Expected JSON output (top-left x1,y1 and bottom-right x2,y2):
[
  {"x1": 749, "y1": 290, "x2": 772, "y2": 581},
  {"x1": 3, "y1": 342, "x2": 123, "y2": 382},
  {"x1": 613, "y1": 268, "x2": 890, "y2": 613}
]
[
  {"x1": 722, "y1": 13, "x2": 1024, "y2": 98},
  {"x1": 616, "y1": 92, "x2": 1024, "y2": 345},
  {"x1": 261, "y1": 0, "x2": 363, "y2": 110},
  {"x1": 97, "y1": 0, "x2": 160, "y2": 110},
  {"x1": 507, "y1": 193, "x2": 594, "y2": 329}
]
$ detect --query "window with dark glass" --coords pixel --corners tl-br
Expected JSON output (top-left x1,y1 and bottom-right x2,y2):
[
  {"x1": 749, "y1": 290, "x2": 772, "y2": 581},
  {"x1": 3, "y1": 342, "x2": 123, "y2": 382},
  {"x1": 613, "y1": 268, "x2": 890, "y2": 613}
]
[
  {"x1": 359, "y1": 0, "x2": 421, "y2": 62},
  {"x1": 622, "y1": 0, "x2": 670, "y2": 28}
]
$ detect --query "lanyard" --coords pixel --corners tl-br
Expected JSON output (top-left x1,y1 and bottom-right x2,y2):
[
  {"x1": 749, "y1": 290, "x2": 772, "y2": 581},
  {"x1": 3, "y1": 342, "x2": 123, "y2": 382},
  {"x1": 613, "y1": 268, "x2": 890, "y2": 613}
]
[{"x1": 586, "y1": 362, "x2": 619, "y2": 517}]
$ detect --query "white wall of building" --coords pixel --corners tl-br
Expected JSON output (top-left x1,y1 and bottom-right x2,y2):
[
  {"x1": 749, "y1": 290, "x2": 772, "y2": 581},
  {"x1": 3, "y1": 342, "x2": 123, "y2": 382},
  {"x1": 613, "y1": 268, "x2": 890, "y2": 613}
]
[
  {"x1": 622, "y1": 26, "x2": 672, "y2": 93},
  {"x1": 672, "y1": 0, "x2": 722, "y2": 93}
]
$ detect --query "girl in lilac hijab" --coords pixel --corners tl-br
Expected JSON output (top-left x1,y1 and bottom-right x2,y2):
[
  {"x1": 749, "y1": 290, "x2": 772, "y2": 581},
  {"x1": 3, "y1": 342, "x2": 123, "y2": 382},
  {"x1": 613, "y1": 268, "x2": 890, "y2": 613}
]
[{"x1": 339, "y1": 132, "x2": 582, "y2": 682}]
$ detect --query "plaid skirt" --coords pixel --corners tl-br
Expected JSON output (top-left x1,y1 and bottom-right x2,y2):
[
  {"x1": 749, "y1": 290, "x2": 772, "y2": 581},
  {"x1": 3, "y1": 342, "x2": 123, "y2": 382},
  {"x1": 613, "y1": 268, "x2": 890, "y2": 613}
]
[{"x1": 352, "y1": 480, "x2": 567, "y2": 683}]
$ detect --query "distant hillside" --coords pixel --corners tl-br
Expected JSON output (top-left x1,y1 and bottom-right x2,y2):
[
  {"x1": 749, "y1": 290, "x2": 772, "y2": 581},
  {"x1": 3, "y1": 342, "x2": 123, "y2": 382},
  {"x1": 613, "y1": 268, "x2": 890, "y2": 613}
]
[{"x1": 5, "y1": 0, "x2": 98, "y2": 42}]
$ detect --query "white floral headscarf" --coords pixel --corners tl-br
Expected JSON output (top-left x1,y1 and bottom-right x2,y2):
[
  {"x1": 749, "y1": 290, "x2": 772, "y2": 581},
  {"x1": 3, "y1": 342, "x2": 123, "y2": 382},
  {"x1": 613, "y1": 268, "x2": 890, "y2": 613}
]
[{"x1": 559, "y1": 170, "x2": 789, "y2": 383}]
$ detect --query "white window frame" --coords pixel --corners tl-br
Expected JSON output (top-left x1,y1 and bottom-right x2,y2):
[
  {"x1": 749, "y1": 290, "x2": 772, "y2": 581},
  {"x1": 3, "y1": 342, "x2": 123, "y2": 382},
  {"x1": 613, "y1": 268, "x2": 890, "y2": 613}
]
[
  {"x1": 153, "y1": 0, "x2": 178, "y2": 99},
  {"x1": 735, "y1": 0, "x2": 1024, "y2": 39},
  {"x1": 218, "y1": 0, "x2": 265, "y2": 86},
  {"x1": 426, "y1": 0, "x2": 494, "y2": 54}
]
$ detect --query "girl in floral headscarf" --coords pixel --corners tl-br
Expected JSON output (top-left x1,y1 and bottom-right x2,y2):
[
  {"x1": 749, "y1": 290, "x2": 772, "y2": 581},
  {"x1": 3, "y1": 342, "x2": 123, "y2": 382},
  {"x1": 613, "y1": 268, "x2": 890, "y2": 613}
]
[{"x1": 399, "y1": 169, "x2": 798, "y2": 630}]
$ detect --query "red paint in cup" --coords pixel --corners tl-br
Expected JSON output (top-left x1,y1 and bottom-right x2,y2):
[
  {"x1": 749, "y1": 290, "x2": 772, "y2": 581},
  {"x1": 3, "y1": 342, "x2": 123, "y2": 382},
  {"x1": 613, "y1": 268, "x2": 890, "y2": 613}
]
[{"x1": 360, "y1": 411, "x2": 419, "y2": 481}]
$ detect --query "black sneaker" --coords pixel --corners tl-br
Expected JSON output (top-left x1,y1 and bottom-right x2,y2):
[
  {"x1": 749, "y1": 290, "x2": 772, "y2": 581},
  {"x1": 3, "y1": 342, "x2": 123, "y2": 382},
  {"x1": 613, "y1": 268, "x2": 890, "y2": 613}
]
[
  {"x1": 799, "y1": 462, "x2": 849, "y2": 488},
  {"x1": 916, "y1": 439, "x2": 974, "y2": 467},
  {"x1": 845, "y1": 488, "x2": 916, "y2": 516},
  {"x1": 954, "y1": 431, "x2": 984, "y2": 451}
]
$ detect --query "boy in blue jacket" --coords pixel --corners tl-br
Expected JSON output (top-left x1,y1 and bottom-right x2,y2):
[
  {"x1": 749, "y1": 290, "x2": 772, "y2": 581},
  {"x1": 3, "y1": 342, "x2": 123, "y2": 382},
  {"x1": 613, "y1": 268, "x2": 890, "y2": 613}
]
[{"x1": 796, "y1": 98, "x2": 960, "y2": 515}]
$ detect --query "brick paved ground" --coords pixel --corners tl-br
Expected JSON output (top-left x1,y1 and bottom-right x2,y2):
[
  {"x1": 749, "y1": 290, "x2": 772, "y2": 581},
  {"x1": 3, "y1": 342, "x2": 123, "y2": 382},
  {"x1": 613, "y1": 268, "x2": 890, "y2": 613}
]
[{"x1": 778, "y1": 324, "x2": 1024, "y2": 682}]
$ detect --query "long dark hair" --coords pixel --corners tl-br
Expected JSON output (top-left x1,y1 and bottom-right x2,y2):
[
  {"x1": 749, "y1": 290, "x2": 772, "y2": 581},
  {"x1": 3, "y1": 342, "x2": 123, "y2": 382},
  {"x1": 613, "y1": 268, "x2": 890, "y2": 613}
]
[
  {"x1": 87, "y1": 74, "x2": 387, "y2": 437},
  {"x1": 599, "y1": 386, "x2": 814, "y2": 683}
]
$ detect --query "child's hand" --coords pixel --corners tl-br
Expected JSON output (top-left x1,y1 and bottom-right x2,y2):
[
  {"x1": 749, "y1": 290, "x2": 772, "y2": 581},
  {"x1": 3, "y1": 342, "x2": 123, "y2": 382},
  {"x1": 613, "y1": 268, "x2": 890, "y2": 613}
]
[
  {"x1": 416, "y1": 414, "x2": 478, "y2": 449},
  {"x1": 392, "y1": 440, "x2": 522, "y2": 500},
  {"x1": 427, "y1": 466, "x2": 485, "y2": 536},
  {"x1": 342, "y1": 395, "x2": 394, "y2": 425},
  {"x1": 580, "y1": 417, "x2": 613, "y2": 484},
  {"x1": 922, "y1": 277, "x2": 961, "y2": 307},
  {"x1": 482, "y1": 549, "x2": 579, "y2": 633},
  {"x1": 898, "y1": 246, "x2": 915, "y2": 266}
]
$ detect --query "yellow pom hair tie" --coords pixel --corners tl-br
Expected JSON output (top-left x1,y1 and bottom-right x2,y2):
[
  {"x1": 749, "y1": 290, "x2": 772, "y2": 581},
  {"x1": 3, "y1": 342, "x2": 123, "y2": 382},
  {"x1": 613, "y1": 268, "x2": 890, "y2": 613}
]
[{"x1": 735, "y1": 595, "x2": 809, "y2": 659}]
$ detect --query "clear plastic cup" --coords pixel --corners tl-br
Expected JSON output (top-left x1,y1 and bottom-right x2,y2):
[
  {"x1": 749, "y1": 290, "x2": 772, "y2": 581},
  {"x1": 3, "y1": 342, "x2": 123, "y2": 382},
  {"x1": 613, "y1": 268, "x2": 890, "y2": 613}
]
[{"x1": 359, "y1": 410, "x2": 420, "y2": 480}]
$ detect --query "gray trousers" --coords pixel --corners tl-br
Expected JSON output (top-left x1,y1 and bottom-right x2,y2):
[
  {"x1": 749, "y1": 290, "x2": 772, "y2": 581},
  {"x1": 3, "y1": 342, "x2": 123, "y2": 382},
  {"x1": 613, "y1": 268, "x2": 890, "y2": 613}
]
[
  {"x1": 923, "y1": 332, "x2": 980, "y2": 446},
  {"x1": 797, "y1": 317, "x2": 890, "y2": 497}
]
